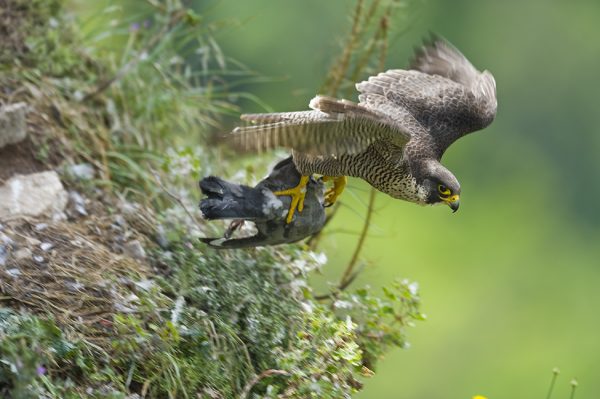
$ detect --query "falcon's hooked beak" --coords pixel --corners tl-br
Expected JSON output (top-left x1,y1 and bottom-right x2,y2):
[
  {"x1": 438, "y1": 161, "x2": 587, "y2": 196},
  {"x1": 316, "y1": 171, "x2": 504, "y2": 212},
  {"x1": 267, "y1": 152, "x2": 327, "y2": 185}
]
[{"x1": 443, "y1": 195, "x2": 460, "y2": 213}]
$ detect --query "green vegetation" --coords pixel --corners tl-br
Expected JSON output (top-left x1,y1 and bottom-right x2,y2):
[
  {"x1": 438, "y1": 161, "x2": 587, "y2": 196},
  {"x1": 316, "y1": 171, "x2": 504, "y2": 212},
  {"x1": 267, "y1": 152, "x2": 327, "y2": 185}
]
[
  {"x1": 4, "y1": 0, "x2": 597, "y2": 397},
  {"x1": 0, "y1": 1, "x2": 423, "y2": 397}
]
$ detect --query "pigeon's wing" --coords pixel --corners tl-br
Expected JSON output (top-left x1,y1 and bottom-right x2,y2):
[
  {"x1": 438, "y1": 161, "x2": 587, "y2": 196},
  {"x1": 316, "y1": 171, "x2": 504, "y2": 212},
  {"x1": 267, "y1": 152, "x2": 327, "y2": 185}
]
[
  {"x1": 200, "y1": 234, "x2": 270, "y2": 249},
  {"x1": 230, "y1": 96, "x2": 411, "y2": 157},
  {"x1": 357, "y1": 37, "x2": 497, "y2": 155}
]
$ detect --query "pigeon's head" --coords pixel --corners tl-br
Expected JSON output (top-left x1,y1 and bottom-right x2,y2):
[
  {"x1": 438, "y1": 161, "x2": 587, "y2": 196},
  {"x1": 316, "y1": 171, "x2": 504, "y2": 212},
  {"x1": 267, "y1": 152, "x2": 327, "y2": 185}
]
[{"x1": 418, "y1": 161, "x2": 461, "y2": 212}]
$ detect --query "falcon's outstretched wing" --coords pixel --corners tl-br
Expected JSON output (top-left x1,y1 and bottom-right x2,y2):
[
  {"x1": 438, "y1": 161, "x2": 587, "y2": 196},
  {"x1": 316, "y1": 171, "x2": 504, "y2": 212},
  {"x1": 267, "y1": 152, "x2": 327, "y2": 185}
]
[
  {"x1": 357, "y1": 37, "x2": 497, "y2": 155},
  {"x1": 231, "y1": 95, "x2": 411, "y2": 157}
]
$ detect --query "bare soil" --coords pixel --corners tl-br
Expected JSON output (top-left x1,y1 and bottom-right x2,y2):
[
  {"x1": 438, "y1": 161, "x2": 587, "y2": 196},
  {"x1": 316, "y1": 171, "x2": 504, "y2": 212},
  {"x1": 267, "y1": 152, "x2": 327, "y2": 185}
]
[{"x1": 0, "y1": 138, "x2": 46, "y2": 183}]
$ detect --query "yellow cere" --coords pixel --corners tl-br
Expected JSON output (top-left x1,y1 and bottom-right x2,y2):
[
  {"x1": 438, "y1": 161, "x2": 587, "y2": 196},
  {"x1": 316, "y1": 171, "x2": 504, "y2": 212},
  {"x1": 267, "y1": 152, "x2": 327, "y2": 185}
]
[{"x1": 444, "y1": 194, "x2": 460, "y2": 203}]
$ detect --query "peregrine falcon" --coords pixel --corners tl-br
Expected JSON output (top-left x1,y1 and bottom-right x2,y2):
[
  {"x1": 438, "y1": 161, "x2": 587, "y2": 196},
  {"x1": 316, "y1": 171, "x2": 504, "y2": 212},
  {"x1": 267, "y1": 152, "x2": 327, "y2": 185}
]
[{"x1": 232, "y1": 37, "x2": 497, "y2": 223}]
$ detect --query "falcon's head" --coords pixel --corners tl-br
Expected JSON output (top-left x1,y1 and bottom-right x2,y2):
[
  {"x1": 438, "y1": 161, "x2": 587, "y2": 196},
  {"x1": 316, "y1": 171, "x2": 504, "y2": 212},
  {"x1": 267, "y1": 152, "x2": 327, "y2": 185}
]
[{"x1": 417, "y1": 161, "x2": 461, "y2": 212}]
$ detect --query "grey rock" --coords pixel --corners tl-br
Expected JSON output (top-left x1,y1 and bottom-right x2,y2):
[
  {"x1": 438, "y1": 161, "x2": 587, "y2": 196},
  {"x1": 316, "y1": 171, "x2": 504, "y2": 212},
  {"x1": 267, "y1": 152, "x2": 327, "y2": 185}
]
[
  {"x1": 0, "y1": 245, "x2": 7, "y2": 266},
  {"x1": 0, "y1": 233, "x2": 13, "y2": 266},
  {"x1": 34, "y1": 223, "x2": 49, "y2": 231},
  {"x1": 65, "y1": 281, "x2": 85, "y2": 292},
  {"x1": 69, "y1": 191, "x2": 88, "y2": 216},
  {"x1": 114, "y1": 303, "x2": 136, "y2": 313},
  {"x1": 52, "y1": 211, "x2": 67, "y2": 222},
  {"x1": 0, "y1": 171, "x2": 68, "y2": 220},
  {"x1": 123, "y1": 240, "x2": 146, "y2": 260},
  {"x1": 156, "y1": 224, "x2": 169, "y2": 249},
  {"x1": 6, "y1": 268, "x2": 21, "y2": 277},
  {"x1": 113, "y1": 214, "x2": 126, "y2": 227},
  {"x1": 0, "y1": 232, "x2": 14, "y2": 246},
  {"x1": 25, "y1": 237, "x2": 41, "y2": 247},
  {"x1": 119, "y1": 202, "x2": 138, "y2": 215},
  {"x1": 14, "y1": 248, "x2": 32, "y2": 261},
  {"x1": 0, "y1": 102, "x2": 28, "y2": 149},
  {"x1": 67, "y1": 163, "x2": 95, "y2": 180},
  {"x1": 134, "y1": 279, "x2": 154, "y2": 291},
  {"x1": 40, "y1": 242, "x2": 54, "y2": 251}
]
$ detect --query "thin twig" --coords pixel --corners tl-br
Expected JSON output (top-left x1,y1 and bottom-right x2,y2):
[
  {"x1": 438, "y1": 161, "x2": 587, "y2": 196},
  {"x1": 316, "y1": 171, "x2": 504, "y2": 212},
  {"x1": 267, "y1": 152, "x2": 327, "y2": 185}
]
[
  {"x1": 314, "y1": 187, "x2": 376, "y2": 300},
  {"x1": 307, "y1": 202, "x2": 340, "y2": 248},
  {"x1": 240, "y1": 369, "x2": 289, "y2": 399},
  {"x1": 339, "y1": 186, "x2": 376, "y2": 286},
  {"x1": 307, "y1": 0, "x2": 376, "y2": 249},
  {"x1": 569, "y1": 379, "x2": 578, "y2": 399},
  {"x1": 150, "y1": 168, "x2": 202, "y2": 229},
  {"x1": 310, "y1": 2, "x2": 391, "y2": 251},
  {"x1": 315, "y1": 7, "x2": 392, "y2": 298},
  {"x1": 546, "y1": 368, "x2": 559, "y2": 399},
  {"x1": 321, "y1": 0, "x2": 364, "y2": 96},
  {"x1": 314, "y1": 263, "x2": 365, "y2": 301},
  {"x1": 346, "y1": 3, "x2": 386, "y2": 97}
]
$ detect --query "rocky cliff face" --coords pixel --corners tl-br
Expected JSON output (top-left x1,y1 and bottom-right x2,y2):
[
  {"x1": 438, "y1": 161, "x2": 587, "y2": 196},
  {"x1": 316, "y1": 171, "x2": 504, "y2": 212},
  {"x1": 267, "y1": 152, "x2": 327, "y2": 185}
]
[{"x1": 1, "y1": 102, "x2": 68, "y2": 220}]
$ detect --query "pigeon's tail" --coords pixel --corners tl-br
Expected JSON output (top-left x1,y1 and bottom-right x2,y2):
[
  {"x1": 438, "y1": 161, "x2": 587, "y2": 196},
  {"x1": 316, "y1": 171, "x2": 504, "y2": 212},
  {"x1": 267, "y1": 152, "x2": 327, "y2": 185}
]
[
  {"x1": 199, "y1": 234, "x2": 268, "y2": 249},
  {"x1": 199, "y1": 176, "x2": 263, "y2": 220}
]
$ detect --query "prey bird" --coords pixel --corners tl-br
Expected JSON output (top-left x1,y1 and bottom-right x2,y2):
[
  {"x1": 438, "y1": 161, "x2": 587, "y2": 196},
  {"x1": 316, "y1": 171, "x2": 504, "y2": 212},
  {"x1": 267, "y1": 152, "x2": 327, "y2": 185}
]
[
  {"x1": 199, "y1": 157, "x2": 326, "y2": 248},
  {"x1": 231, "y1": 37, "x2": 497, "y2": 223}
]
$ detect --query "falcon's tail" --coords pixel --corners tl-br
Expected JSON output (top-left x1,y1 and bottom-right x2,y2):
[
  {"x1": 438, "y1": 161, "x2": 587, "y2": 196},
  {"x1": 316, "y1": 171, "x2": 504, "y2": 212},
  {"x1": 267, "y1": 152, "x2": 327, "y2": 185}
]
[{"x1": 230, "y1": 109, "x2": 332, "y2": 153}]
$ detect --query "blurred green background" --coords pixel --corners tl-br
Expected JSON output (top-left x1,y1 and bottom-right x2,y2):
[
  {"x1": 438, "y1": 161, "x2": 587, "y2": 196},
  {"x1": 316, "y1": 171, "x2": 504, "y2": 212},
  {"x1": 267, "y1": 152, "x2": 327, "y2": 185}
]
[{"x1": 72, "y1": 0, "x2": 600, "y2": 397}]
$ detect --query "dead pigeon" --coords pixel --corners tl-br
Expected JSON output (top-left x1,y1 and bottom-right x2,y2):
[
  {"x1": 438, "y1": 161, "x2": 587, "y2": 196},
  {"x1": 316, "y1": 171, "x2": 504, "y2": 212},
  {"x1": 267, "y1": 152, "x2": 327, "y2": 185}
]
[{"x1": 199, "y1": 157, "x2": 326, "y2": 248}]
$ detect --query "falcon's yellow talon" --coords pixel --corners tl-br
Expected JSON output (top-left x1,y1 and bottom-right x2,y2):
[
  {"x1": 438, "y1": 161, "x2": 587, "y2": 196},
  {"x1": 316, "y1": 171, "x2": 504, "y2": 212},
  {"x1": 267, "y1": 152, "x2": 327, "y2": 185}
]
[
  {"x1": 323, "y1": 175, "x2": 347, "y2": 206},
  {"x1": 274, "y1": 175, "x2": 310, "y2": 224}
]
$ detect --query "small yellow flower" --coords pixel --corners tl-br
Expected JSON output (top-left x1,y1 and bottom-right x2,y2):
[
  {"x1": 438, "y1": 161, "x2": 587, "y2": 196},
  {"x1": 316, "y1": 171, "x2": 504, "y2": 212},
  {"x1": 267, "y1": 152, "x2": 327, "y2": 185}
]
[{"x1": 472, "y1": 396, "x2": 488, "y2": 399}]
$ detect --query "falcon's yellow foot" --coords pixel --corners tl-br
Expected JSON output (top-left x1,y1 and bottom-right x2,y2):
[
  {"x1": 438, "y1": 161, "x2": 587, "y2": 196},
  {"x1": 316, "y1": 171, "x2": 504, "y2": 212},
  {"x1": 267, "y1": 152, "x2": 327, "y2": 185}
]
[
  {"x1": 322, "y1": 175, "x2": 347, "y2": 206},
  {"x1": 274, "y1": 175, "x2": 310, "y2": 224}
]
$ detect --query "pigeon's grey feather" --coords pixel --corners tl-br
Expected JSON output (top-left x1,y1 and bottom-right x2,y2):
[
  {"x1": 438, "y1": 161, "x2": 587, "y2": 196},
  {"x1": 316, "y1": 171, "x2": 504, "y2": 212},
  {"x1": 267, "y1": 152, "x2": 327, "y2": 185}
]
[{"x1": 199, "y1": 157, "x2": 326, "y2": 248}]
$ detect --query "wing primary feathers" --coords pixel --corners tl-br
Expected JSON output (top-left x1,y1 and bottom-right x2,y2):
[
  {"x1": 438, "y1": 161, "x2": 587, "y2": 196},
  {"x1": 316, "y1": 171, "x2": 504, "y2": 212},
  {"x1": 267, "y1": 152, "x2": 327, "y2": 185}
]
[{"x1": 408, "y1": 35, "x2": 480, "y2": 89}]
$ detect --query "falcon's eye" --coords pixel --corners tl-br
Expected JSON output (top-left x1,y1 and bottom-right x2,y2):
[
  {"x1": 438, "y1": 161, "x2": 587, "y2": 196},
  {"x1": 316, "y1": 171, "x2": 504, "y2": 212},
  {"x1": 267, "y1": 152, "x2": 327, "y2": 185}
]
[{"x1": 438, "y1": 184, "x2": 451, "y2": 196}]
